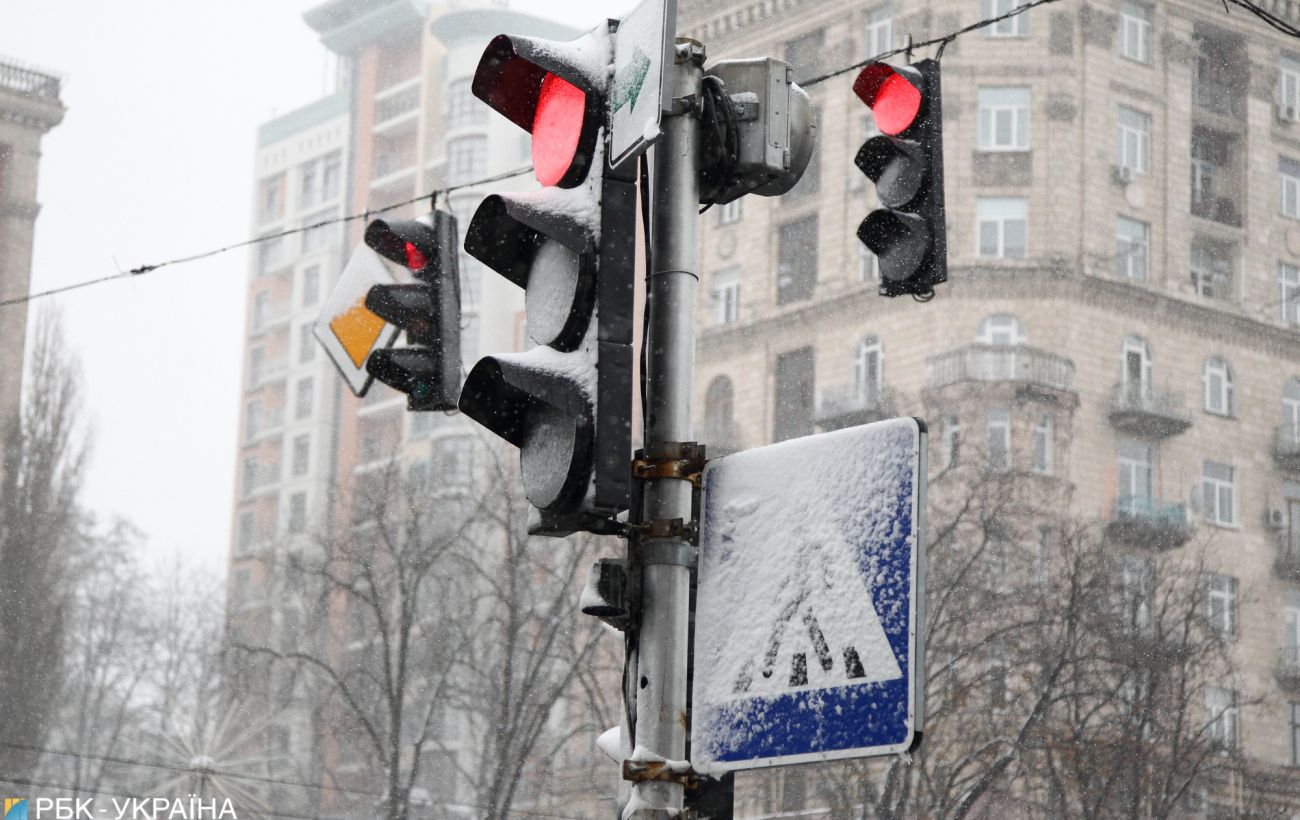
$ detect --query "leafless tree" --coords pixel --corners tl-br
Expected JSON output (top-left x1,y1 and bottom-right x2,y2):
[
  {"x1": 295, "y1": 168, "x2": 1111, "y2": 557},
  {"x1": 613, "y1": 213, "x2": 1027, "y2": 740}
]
[{"x1": 0, "y1": 312, "x2": 89, "y2": 780}]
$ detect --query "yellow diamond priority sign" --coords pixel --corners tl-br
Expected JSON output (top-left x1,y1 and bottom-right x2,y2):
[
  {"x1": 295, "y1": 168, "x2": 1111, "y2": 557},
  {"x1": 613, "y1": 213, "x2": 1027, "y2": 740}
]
[{"x1": 314, "y1": 244, "x2": 402, "y2": 396}]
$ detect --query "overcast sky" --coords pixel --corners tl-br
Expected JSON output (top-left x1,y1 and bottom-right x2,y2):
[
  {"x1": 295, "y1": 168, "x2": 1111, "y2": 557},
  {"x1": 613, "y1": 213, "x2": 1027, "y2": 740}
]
[{"x1": 0, "y1": 0, "x2": 619, "y2": 575}]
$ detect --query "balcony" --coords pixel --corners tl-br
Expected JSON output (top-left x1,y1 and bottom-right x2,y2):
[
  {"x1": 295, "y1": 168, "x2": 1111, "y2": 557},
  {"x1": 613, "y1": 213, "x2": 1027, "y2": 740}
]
[
  {"x1": 248, "y1": 356, "x2": 289, "y2": 390},
  {"x1": 245, "y1": 408, "x2": 285, "y2": 444},
  {"x1": 373, "y1": 83, "x2": 420, "y2": 129},
  {"x1": 926, "y1": 345, "x2": 1074, "y2": 397},
  {"x1": 242, "y1": 463, "x2": 282, "y2": 497},
  {"x1": 814, "y1": 386, "x2": 896, "y2": 432},
  {"x1": 1275, "y1": 533, "x2": 1300, "y2": 582},
  {"x1": 1107, "y1": 384, "x2": 1191, "y2": 438},
  {"x1": 1275, "y1": 646, "x2": 1300, "y2": 691},
  {"x1": 251, "y1": 301, "x2": 291, "y2": 334},
  {"x1": 1105, "y1": 496, "x2": 1193, "y2": 551},
  {"x1": 1275, "y1": 425, "x2": 1300, "y2": 472}
]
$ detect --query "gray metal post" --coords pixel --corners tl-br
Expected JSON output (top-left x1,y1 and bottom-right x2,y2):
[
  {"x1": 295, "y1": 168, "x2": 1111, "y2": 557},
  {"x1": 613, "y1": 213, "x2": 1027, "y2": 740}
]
[{"x1": 632, "y1": 38, "x2": 704, "y2": 818}]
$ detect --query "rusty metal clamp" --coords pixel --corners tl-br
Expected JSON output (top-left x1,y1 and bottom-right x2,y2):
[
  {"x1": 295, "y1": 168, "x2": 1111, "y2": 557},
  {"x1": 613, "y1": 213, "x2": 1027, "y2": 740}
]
[{"x1": 632, "y1": 442, "x2": 707, "y2": 488}]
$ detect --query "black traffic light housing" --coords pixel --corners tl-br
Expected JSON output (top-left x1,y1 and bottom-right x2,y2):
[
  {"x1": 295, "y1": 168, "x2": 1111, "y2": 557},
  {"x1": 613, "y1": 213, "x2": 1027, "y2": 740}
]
[
  {"x1": 362, "y1": 212, "x2": 461, "y2": 411},
  {"x1": 854, "y1": 59, "x2": 947, "y2": 298},
  {"x1": 458, "y1": 26, "x2": 636, "y2": 537}
]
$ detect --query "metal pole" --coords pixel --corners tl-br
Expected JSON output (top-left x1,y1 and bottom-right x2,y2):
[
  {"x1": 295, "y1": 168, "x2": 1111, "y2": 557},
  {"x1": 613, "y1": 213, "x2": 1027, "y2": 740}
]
[{"x1": 632, "y1": 38, "x2": 704, "y2": 818}]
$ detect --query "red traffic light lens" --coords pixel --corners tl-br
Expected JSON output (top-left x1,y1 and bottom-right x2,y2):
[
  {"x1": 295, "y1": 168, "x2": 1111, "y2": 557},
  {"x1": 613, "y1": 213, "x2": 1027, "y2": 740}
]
[
  {"x1": 404, "y1": 241, "x2": 427, "y2": 271},
  {"x1": 853, "y1": 63, "x2": 922, "y2": 137},
  {"x1": 532, "y1": 73, "x2": 586, "y2": 188}
]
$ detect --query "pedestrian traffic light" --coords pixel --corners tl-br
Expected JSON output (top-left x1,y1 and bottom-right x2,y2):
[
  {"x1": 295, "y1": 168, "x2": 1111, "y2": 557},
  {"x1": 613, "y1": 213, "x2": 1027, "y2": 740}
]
[
  {"x1": 853, "y1": 59, "x2": 946, "y2": 298},
  {"x1": 362, "y1": 212, "x2": 461, "y2": 411},
  {"x1": 458, "y1": 27, "x2": 636, "y2": 537}
]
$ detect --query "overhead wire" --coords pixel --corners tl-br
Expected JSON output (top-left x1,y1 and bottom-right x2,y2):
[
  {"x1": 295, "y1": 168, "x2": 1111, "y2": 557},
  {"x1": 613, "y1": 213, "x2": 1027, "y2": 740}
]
[{"x1": 0, "y1": 164, "x2": 536, "y2": 310}]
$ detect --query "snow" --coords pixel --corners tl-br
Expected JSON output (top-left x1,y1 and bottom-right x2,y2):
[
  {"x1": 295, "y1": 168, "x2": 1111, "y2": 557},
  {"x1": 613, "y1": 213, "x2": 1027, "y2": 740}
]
[
  {"x1": 596, "y1": 726, "x2": 622, "y2": 762},
  {"x1": 526, "y1": 26, "x2": 613, "y2": 91},
  {"x1": 690, "y1": 418, "x2": 922, "y2": 769},
  {"x1": 492, "y1": 316, "x2": 599, "y2": 402}
]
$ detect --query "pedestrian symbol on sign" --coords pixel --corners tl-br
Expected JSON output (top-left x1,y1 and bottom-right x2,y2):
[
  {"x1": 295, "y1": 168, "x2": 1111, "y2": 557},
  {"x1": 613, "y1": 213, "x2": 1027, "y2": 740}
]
[{"x1": 733, "y1": 534, "x2": 902, "y2": 698}]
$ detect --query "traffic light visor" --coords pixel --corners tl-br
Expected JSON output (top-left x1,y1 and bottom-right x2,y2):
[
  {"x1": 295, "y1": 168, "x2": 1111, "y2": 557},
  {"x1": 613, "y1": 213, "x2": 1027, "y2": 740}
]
[{"x1": 854, "y1": 63, "x2": 922, "y2": 137}]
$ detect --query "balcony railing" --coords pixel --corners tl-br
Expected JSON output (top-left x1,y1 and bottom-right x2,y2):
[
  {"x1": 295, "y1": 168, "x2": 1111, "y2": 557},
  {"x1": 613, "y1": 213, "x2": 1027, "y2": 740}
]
[
  {"x1": 248, "y1": 357, "x2": 289, "y2": 390},
  {"x1": 1275, "y1": 532, "x2": 1300, "y2": 582},
  {"x1": 1105, "y1": 496, "x2": 1193, "y2": 551},
  {"x1": 1190, "y1": 195, "x2": 1242, "y2": 227},
  {"x1": 1275, "y1": 645, "x2": 1300, "y2": 690},
  {"x1": 815, "y1": 386, "x2": 896, "y2": 432},
  {"x1": 0, "y1": 60, "x2": 61, "y2": 101},
  {"x1": 1108, "y1": 384, "x2": 1192, "y2": 438},
  {"x1": 926, "y1": 345, "x2": 1074, "y2": 393},
  {"x1": 244, "y1": 408, "x2": 285, "y2": 443},
  {"x1": 373, "y1": 84, "x2": 420, "y2": 127},
  {"x1": 252, "y1": 301, "x2": 291, "y2": 333},
  {"x1": 1275, "y1": 425, "x2": 1300, "y2": 473}
]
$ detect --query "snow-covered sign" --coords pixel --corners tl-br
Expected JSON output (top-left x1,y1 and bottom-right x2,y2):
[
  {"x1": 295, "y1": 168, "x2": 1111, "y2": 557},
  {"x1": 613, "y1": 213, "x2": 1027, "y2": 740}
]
[
  {"x1": 607, "y1": 0, "x2": 676, "y2": 169},
  {"x1": 691, "y1": 418, "x2": 927, "y2": 771}
]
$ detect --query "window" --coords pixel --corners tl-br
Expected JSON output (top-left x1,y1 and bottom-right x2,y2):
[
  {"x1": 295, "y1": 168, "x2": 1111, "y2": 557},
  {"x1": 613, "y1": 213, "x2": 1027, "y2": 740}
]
[
  {"x1": 292, "y1": 434, "x2": 310, "y2": 477},
  {"x1": 858, "y1": 244, "x2": 878, "y2": 282},
  {"x1": 774, "y1": 347, "x2": 815, "y2": 442},
  {"x1": 321, "y1": 151, "x2": 342, "y2": 201},
  {"x1": 295, "y1": 378, "x2": 313, "y2": 420},
  {"x1": 1280, "y1": 55, "x2": 1300, "y2": 121},
  {"x1": 977, "y1": 198, "x2": 1028, "y2": 258},
  {"x1": 986, "y1": 531, "x2": 1008, "y2": 592},
  {"x1": 1032, "y1": 414, "x2": 1052, "y2": 474},
  {"x1": 288, "y1": 492, "x2": 307, "y2": 533},
  {"x1": 447, "y1": 136, "x2": 487, "y2": 186},
  {"x1": 989, "y1": 643, "x2": 1010, "y2": 709},
  {"x1": 711, "y1": 267, "x2": 741, "y2": 326},
  {"x1": 704, "y1": 376, "x2": 735, "y2": 433},
  {"x1": 982, "y1": 0, "x2": 1029, "y2": 36},
  {"x1": 1290, "y1": 703, "x2": 1300, "y2": 767},
  {"x1": 854, "y1": 336, "x2": 883, "y2": 401},
  {"x1": 1202, "y1": 461, "x2": 1236, "y2": 527},
  {"x1": 259, "y1": 173, "x2": 285, "y2": 223},
  {"x1": 252, "y1": 291, "x2": 270, "y2": 331},
  {"x1": 447, "y1": 78, "x2": 486, "y2": 129},
  {"x1": 865, "y1": 4, "x2": 894, "y2": 56},
  {"x1": 299, "y1": 160, "x2": 318, "y2": 209},
  {"x1": 1119, "y1": 1, "x2": 1151, "y2": 63},
  {"x1": 1191, "y1": 238, "x2": 1234, "y2": 300},
  {"x1": 1034, "y1": 526, "x2": 1050, "y2": 585},
  {"x1": 1205, "y1": 573, "x2": 1237, "y2": 638},
  {"x1": 942, "y1": 416, "x2": 961, "y2": 468},
  {"x1": 718, "y1": 198, "x2": 742, "y2": 225},
  {"x1": 302, "y1": 266, "x2": 320, "y2": 307},
  {"x1": 232, "y1": 569, "x2": 251, "y2": 610},
  {"x1": 1205, "y1": 686, "x2": 1239, "y2": 749},
  {"x1": 434, "y1": 436, "x2": 473, "y2": 487},
  {"x1": 978, "y1": 88, "x2": 1030, "y2": 151},
  {"x1": 299, "y1": 325, "x2": 316, "y2": 364},
  {"x1": 1121, "y1": 554, "x2": 1153, "y2": 630},
  {"x1": 1118, "y1": 438, "x2": 1154, "y2": 511},
  {"x1": 784, "y1": 28, "x2": 826, "y2": 76},
  {"x1": 777, "y1": 216, "x2": 818, "y2": 304},
  {"x1": 1202, "y1": 357, "x2": 1233, "y2": 416},
  {"x1": 258, "y1": 236, "x2": 285, "y2": 275},
  {"x1": 976, "y1": 314, "x2": 1027, "y2": 346},
  {"x1": 1285, "y1": 379, "x2": 1300, "y2": 443},
  {"x1": 1121, "y1": 335, "x2": 1152, "y2": 397},
  {"x1": 1114, "y1": 217, "x2": 1148, "y2": 281},
  {"x1": 242, "y1": 456, "x2": 258, "y2": 496},
  {"x1": 987, "y1": 408, "x2": 1010, "y2": 471},
  {"x1": 301, "y1": 209, "x2": 336, "y2": 253},
  {"x1": 1116, "y1": 106, "x2": 1150, "y2": 174},
  {"x1": 1281, "y1": 155, "x2": 1300, "y2": 219},
  {"x1": 248, "y1": 346, "x2": 265, "y2": 388},
  {"x1": 238, "y1": 512, "x2": 255, "y2": 555},
  {"x1": 1281, "y1": 262, "x2": 1300, "y2": 326},
  {"x1": 1285, "y1": 590, "x2": 1300, "y2": 663}
]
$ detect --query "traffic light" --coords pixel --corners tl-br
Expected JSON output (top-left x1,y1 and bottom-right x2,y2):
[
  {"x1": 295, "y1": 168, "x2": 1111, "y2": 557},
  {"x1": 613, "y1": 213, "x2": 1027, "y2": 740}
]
[
  {"x1": 853, "y1": 59, "x2": 946, "y2": 298},
  {"x1": 362, "y1": 212, "x2": 461, "y2": 411},
  {"x1": 458, "y1": 27, "x2": 636, "y2": 537}
]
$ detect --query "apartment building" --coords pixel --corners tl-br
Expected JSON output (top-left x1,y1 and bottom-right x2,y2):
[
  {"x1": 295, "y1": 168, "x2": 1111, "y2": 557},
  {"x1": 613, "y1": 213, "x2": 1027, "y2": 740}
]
[
  {"x1": 224, "y1": 91, "x2": 349, "y2": 812},
  {"x1": 0, "y1": 56, "x2": 63, "y2": 428},
  {"x1": 678, "y1": 0, "x2": 1300, "y2": 814}
]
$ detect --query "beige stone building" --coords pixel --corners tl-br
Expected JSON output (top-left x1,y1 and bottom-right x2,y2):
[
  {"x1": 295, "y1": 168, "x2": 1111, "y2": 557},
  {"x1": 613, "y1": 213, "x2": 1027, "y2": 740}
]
[
  {"x1": 678, "y1": 0, "x2": 1300, "y2": 813},
  {"x1": 0, "y1": 57, "x2": 63, "y2": 427}
]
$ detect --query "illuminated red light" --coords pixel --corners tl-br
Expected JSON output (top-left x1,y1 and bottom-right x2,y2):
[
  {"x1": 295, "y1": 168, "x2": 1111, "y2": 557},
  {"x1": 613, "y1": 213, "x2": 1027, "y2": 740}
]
[
  {"x1": 404, "y1": 241, "x2": 426, "y2": 271},
  {"x1": 531, "y1": 72, "x2": 586, "y2": 187},
  {"x1": 853, "y1": 63, "x2": 922, "y2": 137}
]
